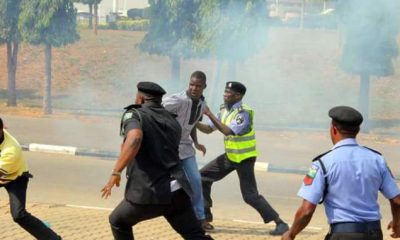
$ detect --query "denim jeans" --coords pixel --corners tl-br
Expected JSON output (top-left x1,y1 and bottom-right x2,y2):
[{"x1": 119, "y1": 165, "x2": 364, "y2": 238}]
[{"x1": 181, "y1": 156, "x2": 205, "y2": 220}]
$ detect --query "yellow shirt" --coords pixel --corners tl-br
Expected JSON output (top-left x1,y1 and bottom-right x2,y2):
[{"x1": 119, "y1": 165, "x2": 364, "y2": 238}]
[{"x1": 0, "y1": 130, "x2": 29, "y2": 184}]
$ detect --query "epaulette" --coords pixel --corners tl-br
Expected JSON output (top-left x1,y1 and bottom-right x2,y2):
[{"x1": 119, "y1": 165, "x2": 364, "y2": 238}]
[
  {"x1": 363, "y1": 146, "x2": 382, "y2": 155},
  {"x1": 237, "y1": 105, "x2": 244, "y2": 113},
  {"x1": 219, "y1": 104, "x2": 225, "y2": 110},
  {"x1": 312, "y1": 150, "x2": 332, "y2": 162}
]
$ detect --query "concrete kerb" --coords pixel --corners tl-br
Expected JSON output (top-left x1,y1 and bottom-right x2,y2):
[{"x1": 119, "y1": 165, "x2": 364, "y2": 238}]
[{"x1": 21, "y1": 143, "x2": 400, "y2": 181}]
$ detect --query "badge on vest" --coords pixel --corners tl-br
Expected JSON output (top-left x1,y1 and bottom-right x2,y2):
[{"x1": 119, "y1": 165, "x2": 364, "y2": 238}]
[
  {"x1": 304, "y1": 165, "x2": 319, "y2": 185},
  {"x1": 235, "y1": 114, "x2": 244, "y2": 125}
]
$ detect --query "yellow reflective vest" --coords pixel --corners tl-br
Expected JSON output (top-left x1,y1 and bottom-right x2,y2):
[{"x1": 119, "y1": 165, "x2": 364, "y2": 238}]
[
  {"x1": 221, "y1": 104, "x2": 257, "y2": 163},
  {"x1": 0, "y1": 130, "x2": 29, "y2": 184}
]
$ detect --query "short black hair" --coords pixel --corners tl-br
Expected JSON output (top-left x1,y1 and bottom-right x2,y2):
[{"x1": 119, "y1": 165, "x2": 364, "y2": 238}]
[
  {"x1": 332, "y1": 120, "x2": 360, "y2": 136},
  {"x1": 190, "y1": 71, "x2": 206, "y2": 84},
  {"x1": 0, "y1": 118, "x2": 3, "y2": 129}
]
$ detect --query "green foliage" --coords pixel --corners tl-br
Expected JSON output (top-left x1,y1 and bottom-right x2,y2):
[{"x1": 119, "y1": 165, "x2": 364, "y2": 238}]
[
  {"x1": 18, "y1": 0, "x2": 80, "y2": 47},
  {"x1": 195, "y1": 0, "x2": 269, "y2": 61},
  {"x1": 74, "y1": 0, "x2": 101, "y2": 4},
  {"x1": 339, "y1": 0, "x2": 400, "y2": 77},
  {"x1": 0, "y1": 0, "x2": 22, "y2": 43},
  {"x1": 127, "y1": 8, "x2": 144, "y2": 19},
  {"x1": 106, "y1": 19, "x2": 149, "y2": 31},
  {"x1": 138, "y1": 0, "x2": 201, "y2": 59}
]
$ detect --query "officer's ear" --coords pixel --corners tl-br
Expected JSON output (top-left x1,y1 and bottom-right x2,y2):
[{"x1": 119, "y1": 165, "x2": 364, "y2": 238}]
[{"x1": 135, "y1": 93, "x2": 145, "y2": 105}]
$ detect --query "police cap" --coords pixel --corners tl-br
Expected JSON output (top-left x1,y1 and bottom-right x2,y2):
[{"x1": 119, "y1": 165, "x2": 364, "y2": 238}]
[
  {"x1": 328, "y1": 106, "x2": 363, "y2": 126},
  {"x1": 137, "y1": 81, "x2": 166, "y2": 97},
  {"x1": 226, "y1": 81, "x2": 246, "y2": 95}
]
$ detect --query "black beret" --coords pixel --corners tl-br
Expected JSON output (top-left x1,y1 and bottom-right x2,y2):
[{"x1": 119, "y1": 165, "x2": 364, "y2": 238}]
[
  {"x1": 137, "y1": 81, "x2": 166, "y2": 97},
  {"x1": 226, "y1": 81, "x2": 246, "y2": 95},
  {"x1": 328, "y1": 106, "x2": 363, "y2": 126}
]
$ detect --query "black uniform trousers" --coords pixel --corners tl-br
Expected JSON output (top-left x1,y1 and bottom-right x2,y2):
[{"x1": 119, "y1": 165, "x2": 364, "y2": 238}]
[
  {"x1": 324, "y1": 231, "x2": 383, "y2": 240},
  {"x1": 109, "y1": 189, "x2": 213, "y2": 240},
  {"x1": 200, "y1": 154, "x2": 279, "y2": 223},
  {"x1": 2, "y1": 175, "x2": 61, "y2": 240}
]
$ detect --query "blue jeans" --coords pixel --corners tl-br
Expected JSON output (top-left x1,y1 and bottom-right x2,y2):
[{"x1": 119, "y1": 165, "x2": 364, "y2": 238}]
[{"x1": 181, "y1": 156, "x2": 205, "y2": 220}]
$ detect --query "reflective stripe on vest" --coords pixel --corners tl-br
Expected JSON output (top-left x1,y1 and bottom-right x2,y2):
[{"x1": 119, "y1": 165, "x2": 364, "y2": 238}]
[{"x1": 221, "y1": 104, "x2": 257, "y2": 163}]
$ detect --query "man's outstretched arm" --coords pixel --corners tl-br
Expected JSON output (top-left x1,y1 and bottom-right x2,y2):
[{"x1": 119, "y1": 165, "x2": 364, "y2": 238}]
[
  {"x1": 282, "y1": 199, "x2": 317, "y2": 240},
  {"x1": 203, "y1": 106, "x2": 233, "y2": 136}
]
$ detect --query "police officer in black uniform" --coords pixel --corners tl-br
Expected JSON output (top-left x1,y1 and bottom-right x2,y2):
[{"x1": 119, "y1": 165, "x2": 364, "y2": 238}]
[{"x1": 101, "y1": 82, "x2": 213, "y2": 240}]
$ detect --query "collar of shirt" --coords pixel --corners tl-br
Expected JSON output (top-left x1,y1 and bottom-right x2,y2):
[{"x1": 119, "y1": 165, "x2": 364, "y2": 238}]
[
  {"x1": 185, "y1": 90, "x2": 205, "y2": 102},
  {"x1": 142, "y1": 101, "x2": 162, "y2": 108},
  {"x1": 226, "y1": 101, "x2": 242, "y2": 111},
  {"x1": 331, "y1": 138, "x2": 358, "y2": 150}
]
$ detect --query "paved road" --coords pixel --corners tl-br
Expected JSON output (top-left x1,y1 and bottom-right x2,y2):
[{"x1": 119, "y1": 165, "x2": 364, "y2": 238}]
[{"x1": 0, "y1": 151, "x2": 395, "y2": 230}]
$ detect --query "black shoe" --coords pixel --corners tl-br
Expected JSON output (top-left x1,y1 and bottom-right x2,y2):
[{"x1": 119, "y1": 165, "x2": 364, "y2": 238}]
[
  {"x1": 269, "y1": 222, "x2": 289, "y2": 236},
  {"x1": 204, "y1": 208, "x2": 213, "y2": 222},
  {"x1": 200, "y1": 219, "x2": 215, "y2": 232}
]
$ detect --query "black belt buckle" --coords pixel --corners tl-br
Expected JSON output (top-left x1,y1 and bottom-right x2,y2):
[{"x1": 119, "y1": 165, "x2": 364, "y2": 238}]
[{"x1": 330, "y1": 221, "x2": 381, "y2": 233}]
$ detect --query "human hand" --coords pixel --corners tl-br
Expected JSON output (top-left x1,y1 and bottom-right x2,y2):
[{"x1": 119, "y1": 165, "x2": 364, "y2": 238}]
[
  {"x1": 195, "y1": 143, "x2": 206, "y2": 156},
  {"x1": 388, "y1": 221, "x2": 400, "y2": 238},
  {"x1": 101, "y1": 175, "x2": 121, "y2": 199}
]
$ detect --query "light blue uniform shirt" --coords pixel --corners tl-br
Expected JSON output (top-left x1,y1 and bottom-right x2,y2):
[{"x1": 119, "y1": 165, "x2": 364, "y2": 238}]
[
  {"x1": 207, "y1": 101, "x2": 251, "y2": 135},
  {"x1": 298, "y1": 138, "x2": 400, "y2": 224}
]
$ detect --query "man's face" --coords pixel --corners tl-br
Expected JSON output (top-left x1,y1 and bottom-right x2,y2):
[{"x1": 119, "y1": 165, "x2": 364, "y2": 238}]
[
  {"x1": 188, "y1": 77, "x2": 206, "y2": 100},
  {"x1": 224, "y1": 88, "x2": 241, "y2": 105}
]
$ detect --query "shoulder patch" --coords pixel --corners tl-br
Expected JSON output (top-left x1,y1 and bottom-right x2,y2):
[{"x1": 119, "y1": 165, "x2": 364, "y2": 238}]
[
  {"x1": 312, "y1": 150, "x2": 332, "y2": 162},
  {"x1": 363, "y1": 146, "x2": 382, "y2": 155},
  {"x1": 304, "y1": 164, "x2": 319, "y2": 185},
  {"x1": 123, "y1": 112, "x2": 133, "y2": 121},
  {"x1": 235, "y1": 114, "x2": 244, "y2": 125}
]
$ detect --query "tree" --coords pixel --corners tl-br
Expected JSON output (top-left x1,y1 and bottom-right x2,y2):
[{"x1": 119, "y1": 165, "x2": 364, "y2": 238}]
[
  {"x1": 19, "y1": 0, "x2": 80, "y2": 114},
  {"x1": 0, "y1": 0, "x2": 22, "y2": 106},
  {"x1": 138, "y1": 0, "x2": 200, "y2": 83},
  {"x1": 195, "y1": 0, "x2": 268, "y2": 91},
  {"x1": 338, "y1": 0, "x2": 400, "y2": 129},
  {"x1": 92, "y1": 0, "x2": 101, "y2": 35},
  {"x1": 75, "y1": 0, "x2": 94, "y2": 29},
  {"x1": 74, "y1": 0, "x2": 101, "y2": 34}
]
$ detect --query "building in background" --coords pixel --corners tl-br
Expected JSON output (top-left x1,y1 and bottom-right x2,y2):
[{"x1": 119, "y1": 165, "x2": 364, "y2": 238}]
[{"x1": 74, "y1": 0, "x2": 149, "y2": 23}]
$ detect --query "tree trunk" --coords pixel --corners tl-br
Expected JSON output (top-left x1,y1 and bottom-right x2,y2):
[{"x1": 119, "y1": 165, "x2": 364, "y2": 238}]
[
  {"x1": 300, "y1": 0, "x2": 305, "y2": 30},
  {"x1": 170, "y1": 56, "x2": 181, "y2": 82},
  {"x1": 359, "y1": 73, "x2": 370, "y2": 131},
  {"x1": 6, "y1": 41, "x2": 19, "y2": 107},
  {"x1": 94, "y1": 3, "x2": 98, "y2": 35},
  {"x1": 44, "y1": 44, "x2": 52, "y2": 115},
  {"x1": 88, "y1": 3, "x2": 93, "y2": 29}
]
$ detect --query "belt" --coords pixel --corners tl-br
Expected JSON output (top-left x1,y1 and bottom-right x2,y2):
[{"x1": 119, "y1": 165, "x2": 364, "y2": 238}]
[{"x1": 330, "y1": 221, "x2": 381, "y2": 233}]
